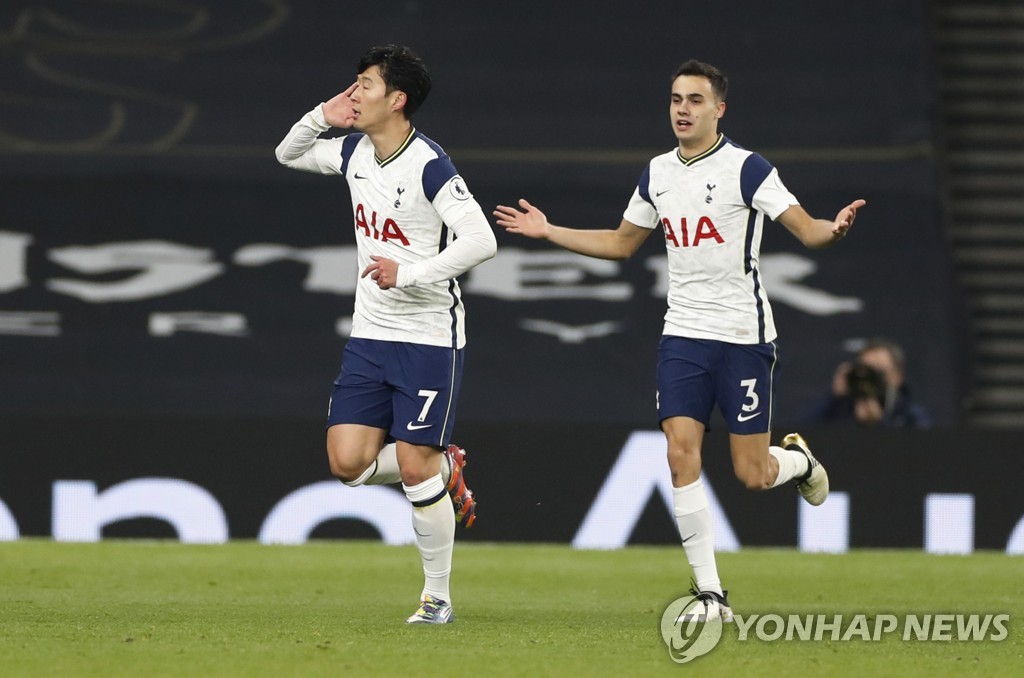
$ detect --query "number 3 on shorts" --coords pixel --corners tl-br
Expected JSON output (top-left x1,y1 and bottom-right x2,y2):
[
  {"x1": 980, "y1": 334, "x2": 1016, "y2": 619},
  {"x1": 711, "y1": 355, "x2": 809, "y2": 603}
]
[{"x1": 739, "y1": 378, "x2": 759, "y2": 412}]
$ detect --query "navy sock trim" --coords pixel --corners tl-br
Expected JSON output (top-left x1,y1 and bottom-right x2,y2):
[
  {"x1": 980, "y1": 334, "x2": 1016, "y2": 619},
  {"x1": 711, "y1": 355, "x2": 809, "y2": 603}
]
[{"x1": 412, "y1": 488, "x2": 448, "y2": 508}]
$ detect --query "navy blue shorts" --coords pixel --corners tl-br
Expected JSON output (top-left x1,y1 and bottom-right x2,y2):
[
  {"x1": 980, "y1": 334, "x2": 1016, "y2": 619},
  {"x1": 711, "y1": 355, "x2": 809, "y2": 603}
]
[
  {"x1": 327, "y1": 338, "x2": 464, "y2": 448},
  {"x1": 656, "y1": 336, "x2": 779, "y2": 434}
]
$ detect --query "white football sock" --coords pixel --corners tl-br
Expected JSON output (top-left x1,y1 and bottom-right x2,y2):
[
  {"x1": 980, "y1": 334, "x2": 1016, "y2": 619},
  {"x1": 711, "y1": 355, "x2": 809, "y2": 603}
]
[
  {"x1": 768, "y1": 445, "x2": 810, "y2": 488},
  {"x1": 403, "y1": 474, "x2": 455, "y2": 603},
  {"x1": 672, "y1": 477, "x2": 722, "y2": 595},
  {"x1": 364, "y1": 443, "x2": 401, "y2": 485},
  {"x1": 342, "y1": 443, "x2": 401, "y2": 487}
]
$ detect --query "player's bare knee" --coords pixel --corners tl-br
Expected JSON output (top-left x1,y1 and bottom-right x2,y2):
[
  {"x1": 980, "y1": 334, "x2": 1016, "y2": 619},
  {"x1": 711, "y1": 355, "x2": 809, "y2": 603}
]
[
  {"x1": 666, "y1": 446, "x2": 702, "y2": 478},
  {"x1": 399, "y1": 466, "x2": 432, "y2": 487},
  {"x1": 326, "y1": 449, "x2": 366, "y2": 483}
]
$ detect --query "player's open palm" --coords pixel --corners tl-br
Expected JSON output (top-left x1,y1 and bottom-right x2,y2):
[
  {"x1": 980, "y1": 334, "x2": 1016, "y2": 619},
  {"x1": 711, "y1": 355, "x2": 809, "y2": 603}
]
[
  {"x1": 322, "y1": 83, "x2": 358, "y2": 128},
  {"x1": 832, "y1": 198, "x2": 866, "y2": 238},
  {"x1": 494, "y1": 199, "x2": 550, "y2": 239}
]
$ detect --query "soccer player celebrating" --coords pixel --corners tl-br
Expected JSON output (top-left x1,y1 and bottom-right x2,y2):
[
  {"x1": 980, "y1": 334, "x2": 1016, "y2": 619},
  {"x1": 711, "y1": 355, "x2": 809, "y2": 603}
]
[
  {"x1": 495, "y1": 60, "x2": 864, "y2": 622},
  {"x1": 276, "y1": 45, "x2": 496, "y2": 624}
]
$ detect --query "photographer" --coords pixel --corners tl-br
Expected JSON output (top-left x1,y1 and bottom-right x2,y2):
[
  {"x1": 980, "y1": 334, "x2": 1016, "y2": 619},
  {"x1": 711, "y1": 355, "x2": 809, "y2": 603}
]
[{"x1": 804, "y1": 339, "x2": 932, "y2": 428}]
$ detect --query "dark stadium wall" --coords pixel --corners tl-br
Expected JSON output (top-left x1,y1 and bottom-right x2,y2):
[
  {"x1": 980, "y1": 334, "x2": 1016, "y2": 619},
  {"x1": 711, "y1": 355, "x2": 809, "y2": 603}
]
[{"x1": 1, "y1": 417, "x2": 1021, "y2": 554}]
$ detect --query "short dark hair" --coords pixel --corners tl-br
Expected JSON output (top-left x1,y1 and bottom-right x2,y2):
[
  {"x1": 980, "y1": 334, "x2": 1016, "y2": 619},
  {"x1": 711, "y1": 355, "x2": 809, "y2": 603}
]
[
  {"x1": 358, "y1": 44, "x2": 432, "y2": 118},
  {"x1": 860, "y1": 338, "x2": 906, "y2": 375},
  {"x1": 672, "y1": 60, "x2": 728, "y2": 102}
]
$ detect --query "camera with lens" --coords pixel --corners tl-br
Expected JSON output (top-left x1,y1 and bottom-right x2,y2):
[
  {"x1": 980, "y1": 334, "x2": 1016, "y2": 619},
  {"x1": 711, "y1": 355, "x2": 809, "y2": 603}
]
[{"x1": 845, "y1": 362, "x2": 887, "y2": 406}]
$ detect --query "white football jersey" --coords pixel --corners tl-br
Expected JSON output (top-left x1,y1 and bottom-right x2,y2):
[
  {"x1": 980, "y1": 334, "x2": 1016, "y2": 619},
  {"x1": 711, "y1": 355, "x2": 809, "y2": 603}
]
[
  {"x1": 276, "y1": 106, "x2": 493, "y2": 349},
  {"x1": 623, "y1": 134, "x2": 798, "y2": 344}
]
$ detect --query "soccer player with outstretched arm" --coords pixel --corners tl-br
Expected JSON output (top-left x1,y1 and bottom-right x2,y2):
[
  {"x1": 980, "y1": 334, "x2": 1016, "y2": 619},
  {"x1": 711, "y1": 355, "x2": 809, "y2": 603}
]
[{"x1": 496, "y1": 59, "x2": 864, "y2": 622}]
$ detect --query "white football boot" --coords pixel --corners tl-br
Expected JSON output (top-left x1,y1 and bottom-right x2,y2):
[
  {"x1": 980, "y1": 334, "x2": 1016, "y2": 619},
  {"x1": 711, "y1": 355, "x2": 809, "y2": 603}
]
[
  {"x1": 678, "y1": 588, "x2": 734, "y2": 623},
  {"x1": 783, "y1": 432, "x2": 829, "y2": 506}
]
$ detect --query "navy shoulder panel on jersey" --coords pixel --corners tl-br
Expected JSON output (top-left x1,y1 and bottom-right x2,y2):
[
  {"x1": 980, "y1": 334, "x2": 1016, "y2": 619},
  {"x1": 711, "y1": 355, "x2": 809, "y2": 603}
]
[
  {"x1": 419, "y1": 133, "x2": 459, "y2": 201},
  {"x1": 739, "y1": 152, "x2": 774, "y2": 208},
  {"x1": 339, "y1": 133, "x2": 364, "y2": 177},
  {"x1": 637, "y1": 163, "x2": 653, "y2": 206},
  {"x1": 423, "y1": 155, "x2": 459, "y2": 201}
]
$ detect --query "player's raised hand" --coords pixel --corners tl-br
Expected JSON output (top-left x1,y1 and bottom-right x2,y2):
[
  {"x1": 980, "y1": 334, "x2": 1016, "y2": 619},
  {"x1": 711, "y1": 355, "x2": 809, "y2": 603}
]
[
  {"x1": 832, "y1": 198, "x2": 866, "y2": 238},
  {"x1": 323, "y1": 83, "x2": 359, "y2": 128},
  {"x1": 494, "y1": 199, "x2": 551, "y2": 239}
]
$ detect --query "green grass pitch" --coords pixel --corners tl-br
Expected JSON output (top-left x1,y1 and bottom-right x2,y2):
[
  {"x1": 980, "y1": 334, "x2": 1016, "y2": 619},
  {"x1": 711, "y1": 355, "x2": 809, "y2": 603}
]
[{"x1": 0, "y1": 540, "x2": 1020, "y2": 676}]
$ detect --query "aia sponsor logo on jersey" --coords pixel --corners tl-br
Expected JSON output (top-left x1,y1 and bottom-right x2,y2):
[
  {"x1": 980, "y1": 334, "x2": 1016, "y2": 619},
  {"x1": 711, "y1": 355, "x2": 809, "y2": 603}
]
[
  {"x1": 661, "y1": 216, "x2": 724, "y2": 248},
  {"x1": 354, "y1": 203, "x2": 410, "y2": 246}
]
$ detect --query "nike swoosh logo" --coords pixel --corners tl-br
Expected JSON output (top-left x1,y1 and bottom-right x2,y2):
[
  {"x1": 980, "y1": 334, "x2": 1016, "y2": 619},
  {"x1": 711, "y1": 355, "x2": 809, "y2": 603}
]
[
  {"x1": 737, "y1": 411, "x2": 762, "y2": 422},
  {"x1": 681, "y1": 533, "x2": 697, "y2": 543},
  {"x1": 406, "y1": 422, "x2": 432, "y2": 431},
  {"x1": 354, "y1": 172, "x2": 368, "y2": 179},
  {"x1": 655, "y1": 189, "x2": 670, "y2": 197}
]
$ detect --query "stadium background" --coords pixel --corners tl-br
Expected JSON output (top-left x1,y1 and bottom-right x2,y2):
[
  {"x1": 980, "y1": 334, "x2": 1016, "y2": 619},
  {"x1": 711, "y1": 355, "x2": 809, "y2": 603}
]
[{"x1": 0, "y1": 1, "x2": 1017, "y2": 551}]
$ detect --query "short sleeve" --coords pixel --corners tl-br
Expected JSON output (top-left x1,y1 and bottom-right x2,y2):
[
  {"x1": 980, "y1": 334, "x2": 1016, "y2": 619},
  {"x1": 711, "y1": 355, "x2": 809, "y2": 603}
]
[
  {"x1": 622, "y1": 185, "x2": 659, "y2": 229},
  {"x1": 621, "y1": 163, "x2": 659, "y2": 229},
  {"x1": 741, "y1": 154, "x2": 797, "y2": 220}
]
